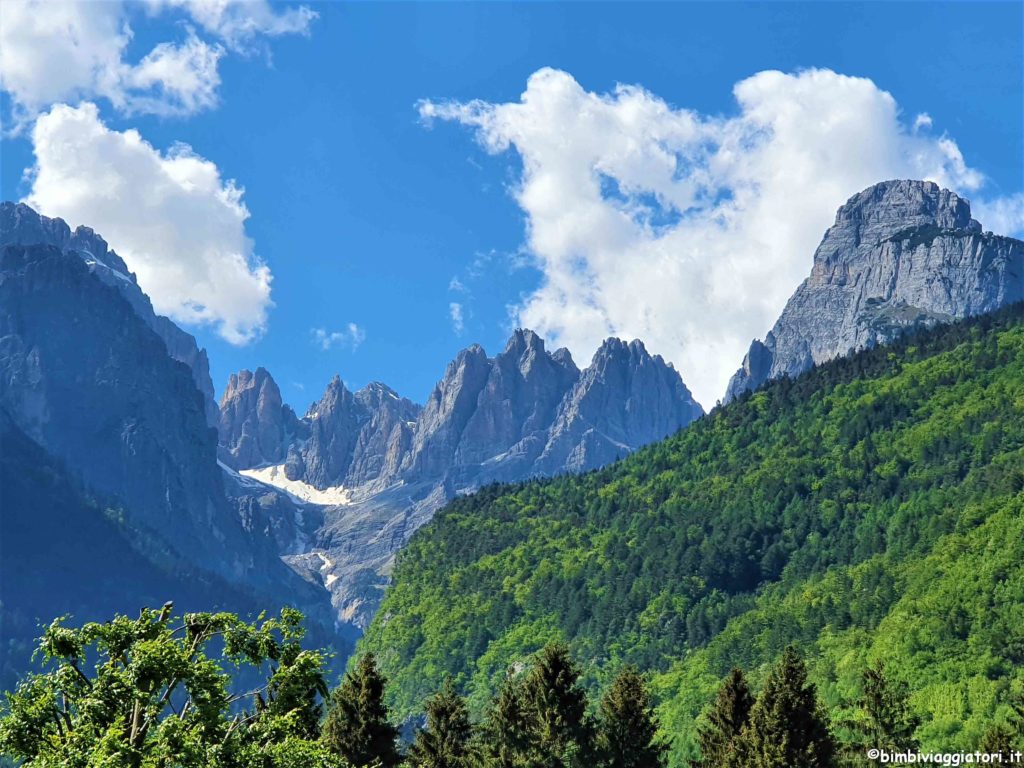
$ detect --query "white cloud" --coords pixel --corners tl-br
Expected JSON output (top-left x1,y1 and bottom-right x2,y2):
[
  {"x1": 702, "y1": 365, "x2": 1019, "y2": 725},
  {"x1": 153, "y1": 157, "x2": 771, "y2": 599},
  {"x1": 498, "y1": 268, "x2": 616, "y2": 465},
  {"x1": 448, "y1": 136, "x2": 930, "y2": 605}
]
[
  {"x1": 420, "y1": 67, "x2": 1019, "y2": 407},
  {"x1": 0, "y1": 0, "x2": 313, "y2": 124},
  {"x1": 449, "y1": 302, "x2": 465, "y2": 335},
  {"x1": 146, "y1": 0, "x2": 317, "y2": 51},
  {"x1": 122, "y1": 31, "x2": 223, "y2": 116},
  {"x1": 24, "y1": 102, "x2": 272, "y2": 344},
  {"x1": 313, "y1": 324, "x2": 366, "y2": 351},
  {"x1": 974, "y1": 194, "x2": 1024, "y2": 238}
]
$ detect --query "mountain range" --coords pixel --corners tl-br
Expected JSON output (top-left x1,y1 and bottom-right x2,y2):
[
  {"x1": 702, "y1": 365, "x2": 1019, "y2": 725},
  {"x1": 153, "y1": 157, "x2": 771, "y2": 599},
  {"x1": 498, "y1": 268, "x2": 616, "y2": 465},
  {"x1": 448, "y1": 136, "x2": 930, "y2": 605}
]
[
  {"x1": 352, "y1": 179, "x2": 1024, "y2": 766},
  {"x1": 218, "y1": 328, "x2": 704, "y2": 627},
  {"x1": 0, "y1": 200, "x2": 705, "y2": 667},
  {"x1": 0, "y1": 204, "x2": 343, "y2": 687},
  {"x1": 3, "y1": 178, "x2": 1022, "y2": 700}
]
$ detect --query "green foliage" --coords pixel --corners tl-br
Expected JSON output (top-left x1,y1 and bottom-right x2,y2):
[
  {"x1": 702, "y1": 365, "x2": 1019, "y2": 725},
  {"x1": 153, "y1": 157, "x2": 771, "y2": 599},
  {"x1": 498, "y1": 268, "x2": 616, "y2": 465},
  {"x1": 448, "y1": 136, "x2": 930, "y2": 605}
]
[
  {"x1": 321, "y1": 653, "x2": 401, "y2": 768},
  {"x1": 0, "y1": 604, "x2": 339, "y2": 767},
  {"x1": 733, "y1": 647, "x2": 837, "y2": 768},
  {"x1": 979, "y1": 723, "x2": 1019, "y2": 761},
  {"x1": 477, "y1": 644, "x2": 595, "y2": 768},
  {"x1": 845, "y1": 661, "x2": 918, "y2": 759},
  {"x1": 479, "y1": 676, "x2": 532, "y2": 768},
  {"x1": 596, "y1": 666, "x2": 666, "y2": 768},
  {"x1": 359, "y1": 303, "x2": 1024, "y2": 766},
  {"x1": 519, "y1": 644, "x2": 594, "y2": 766},
  {"x1": 408, "y1": 680, "x2": 478, "y2": 768},
  {"x1": 691, "y1": 669, "x2": 752, "y2": 768}
]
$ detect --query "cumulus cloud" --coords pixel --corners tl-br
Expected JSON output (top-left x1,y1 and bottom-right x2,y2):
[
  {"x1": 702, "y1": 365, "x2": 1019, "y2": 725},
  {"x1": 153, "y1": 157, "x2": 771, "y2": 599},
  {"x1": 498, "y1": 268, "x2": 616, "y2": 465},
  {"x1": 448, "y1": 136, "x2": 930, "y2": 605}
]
[
  {"x1": 122, "y1": 31, "x2": 223, "y2": 116},
  {"x1": 449, "y1": 302, "x2": 465, "y2": 335},
  {"x1": 313, "y1": 324, "x2": 366, "y2": 351},
  {"x1": 24, "y1": 102, "x2": 272, "y2": 344},
  {"x1": 419, "y1": 67, "x2": 1019, "y2": 407},
  {"x1": 0, "y1": 0, "x2": 314, "y2": 124},
  {"x1": 146, "y1": 0, "x2": 317, "y2": 51}
]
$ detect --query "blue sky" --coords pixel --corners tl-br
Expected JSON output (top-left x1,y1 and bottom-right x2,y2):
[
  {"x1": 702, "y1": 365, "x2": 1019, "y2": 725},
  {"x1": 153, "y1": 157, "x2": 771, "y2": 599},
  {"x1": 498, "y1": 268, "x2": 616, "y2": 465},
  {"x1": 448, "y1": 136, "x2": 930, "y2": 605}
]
[{"x1": 1, "y1": 1, "x2": 1021, "y2": 409}]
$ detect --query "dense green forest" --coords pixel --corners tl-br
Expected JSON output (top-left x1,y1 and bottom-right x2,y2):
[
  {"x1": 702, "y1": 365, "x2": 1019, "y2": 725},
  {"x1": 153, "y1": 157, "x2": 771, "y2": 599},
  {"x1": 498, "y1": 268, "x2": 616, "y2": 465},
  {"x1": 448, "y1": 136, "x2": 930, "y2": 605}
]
[
  {"x1": 11, "y1": 605, "x2": 1005, "y2": 767},
  {"x1": 0, "y1": 606, "x2": 679, "y2": 767},
  {"x1": 360, "y1": 303, "x2": 1024, "y2": 766}
]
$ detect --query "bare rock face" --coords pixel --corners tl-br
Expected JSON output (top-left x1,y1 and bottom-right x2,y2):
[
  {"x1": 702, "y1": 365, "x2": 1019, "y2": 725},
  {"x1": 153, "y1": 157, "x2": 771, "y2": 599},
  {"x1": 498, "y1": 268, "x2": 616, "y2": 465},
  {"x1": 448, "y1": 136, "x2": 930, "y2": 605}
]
[
  {"x1": 0, "y1": 239, "x2": 335, "y2": 633},
  {"x1": 400, "y1": 344, "x2": 492, "y2": 481},
  {"x1": 726, "y1": 180, "x2": 1024, "y2": 401},
  {"x1": 299, "y1": 378, "x2": 422, "y2": 490},
  {"x1": 0, "y1": 202, "x2": 219, "y2": 425},
  {"x1": 537, "y1": 338, "x2": 704, "y2": 474},
  {"x1": 218, "y1": 368, "x2": 304, "y2": 470},
  {"x1": 344, "y1": 382, "x2": 420, "y2": 489},
  {"x1": 420, "y1": 329, "x2": 581, "y2": 486},
  {"x1": 219, "y1": 328, "x2": 704, "y2": 630},
  {"x1": 300, "y1": 376, "x2": 368, "y2": 488}
]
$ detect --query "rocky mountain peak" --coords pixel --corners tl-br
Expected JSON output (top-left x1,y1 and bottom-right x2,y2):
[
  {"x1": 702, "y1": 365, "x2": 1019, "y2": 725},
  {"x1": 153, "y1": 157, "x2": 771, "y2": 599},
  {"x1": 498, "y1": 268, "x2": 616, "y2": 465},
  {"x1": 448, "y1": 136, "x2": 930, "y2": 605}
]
[
  {"x1": 833, "y1": 180, "x2": 979, "y2": 239},
  {"x1": 218, "y1": 367, "x2": 302, "y2": 470},
  {"x1": 551, "y1": 346, "x2": 576, "y2": 369},
  {"x1": 591, "y1": 337, "x2": 660, "y2": 369},
  {"x1": 503, "y1": 327, "x2": 542, "y2": 353},
  {"x1": 534, "y1": 336, "x2": 703, "y2": 475},
  {"x1": 215, "y1": 327, "x2": 703, "y2": 628},
  {"x1": 0, "y1": 202, "x2": 218, "y2": 424},
  {"x1": 726, "y1": 180, "x2": 1024, "y2": 401}
]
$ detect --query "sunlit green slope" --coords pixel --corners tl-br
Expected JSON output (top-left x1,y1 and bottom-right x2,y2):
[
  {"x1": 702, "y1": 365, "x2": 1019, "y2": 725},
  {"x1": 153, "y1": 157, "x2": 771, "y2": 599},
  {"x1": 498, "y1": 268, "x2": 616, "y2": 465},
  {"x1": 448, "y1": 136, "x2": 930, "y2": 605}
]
[{"x1": 362, "y1": 304, "x2": 1024, "y2": 764}]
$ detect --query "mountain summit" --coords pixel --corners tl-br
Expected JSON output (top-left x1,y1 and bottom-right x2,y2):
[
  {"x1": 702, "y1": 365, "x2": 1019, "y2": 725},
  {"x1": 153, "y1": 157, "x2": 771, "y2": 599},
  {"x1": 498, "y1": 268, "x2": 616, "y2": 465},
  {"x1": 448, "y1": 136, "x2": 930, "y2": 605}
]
[
  {"x1": 0, "y1": 202, "x2": 219, "y2": 424},
  {"x1": 218, "y1": 329, "x2": 704, "y2": 627},
  {"x1": 221, "y1": 330, "x2": 702, "y2": 492},
  {"x1": 725, "y1": 180, "x2": 1024, "y2": 401}
]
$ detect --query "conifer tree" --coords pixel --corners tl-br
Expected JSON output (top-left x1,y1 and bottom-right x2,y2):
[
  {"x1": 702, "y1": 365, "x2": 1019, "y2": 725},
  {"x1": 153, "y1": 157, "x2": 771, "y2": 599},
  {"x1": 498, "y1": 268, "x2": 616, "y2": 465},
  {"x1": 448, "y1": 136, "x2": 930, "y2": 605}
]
[
  {"x1": 520, "y1": 643, "x2": 595, "y2": 767},
  {"x1": 980, "y1": 723, "x2": 1018, "y2": 761},
  {"x1": 735, "y1": 646, "x2": 837, "y2": 768},
  {"x1": 856, "y1": 662, "x2": 919, "y2": 751},
  {"x1": 322, "y1": 652, "x2": 402, "y2": 768},
  {"x1": 596, "y1": 666, "x2": 667, "y2": 768},
  {"x1": 409, "y1": 679, "x2": 478, "y2": 768},
  {"x1": 480, "y1": 675, "x2": 532, "y2": 768},
  {"x1": 691, "y1": 668, "x2": 754, "y2": 768}
]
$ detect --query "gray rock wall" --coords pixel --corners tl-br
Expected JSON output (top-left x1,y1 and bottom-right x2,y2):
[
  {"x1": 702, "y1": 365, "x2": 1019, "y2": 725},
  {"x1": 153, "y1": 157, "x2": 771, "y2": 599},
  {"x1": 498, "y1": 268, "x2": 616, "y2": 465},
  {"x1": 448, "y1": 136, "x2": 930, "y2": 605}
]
[{"x1": 726, "y1": 180, "x2": 1024, "y2": 401}]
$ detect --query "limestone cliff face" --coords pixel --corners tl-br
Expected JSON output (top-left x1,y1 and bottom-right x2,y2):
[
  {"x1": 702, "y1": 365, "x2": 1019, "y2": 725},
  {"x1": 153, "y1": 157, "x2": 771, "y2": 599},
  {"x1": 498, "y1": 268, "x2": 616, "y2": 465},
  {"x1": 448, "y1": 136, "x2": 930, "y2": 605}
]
[
  {"x1": 536, "y1": 338, "x2": 704, "y2": 475},
  {"x1": 0, "y1": 202, "x2": 219, "y2": 425},
  {"x1": 0, "y1": 206, "x2": 341, "y2": 668},
  {"x1": 726, "y1": 180, "x2": 1024, "y2": 401},
  {"x1": 0, "y1": 240, "x2": 334, "y2": 627},
  {"x1": 218, "y1": 368, "x2": 304, "y2": 470},
  {"x1": 343, "y1": 382, "x2": 420, "y2": 489},
  {"x1": 296, "y1": 378, "x2": 421, "y2": 490},
  {"x1": 399, "y1": 344, "x2": 493, "y2": 482},
  {"x1": 218, "y1": 329, "x2": 704, "y2": 629}
]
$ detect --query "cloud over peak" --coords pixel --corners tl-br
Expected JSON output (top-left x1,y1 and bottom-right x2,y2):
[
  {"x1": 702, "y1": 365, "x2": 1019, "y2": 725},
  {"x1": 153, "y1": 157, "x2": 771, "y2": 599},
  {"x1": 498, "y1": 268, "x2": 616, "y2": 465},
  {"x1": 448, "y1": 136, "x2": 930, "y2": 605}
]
[
  {"x1": 25, "y1": 102, "x2": 272, "y2": 344},
  {"x1": 419, "y1": 66, "x2": 1017, "y2": 407}
]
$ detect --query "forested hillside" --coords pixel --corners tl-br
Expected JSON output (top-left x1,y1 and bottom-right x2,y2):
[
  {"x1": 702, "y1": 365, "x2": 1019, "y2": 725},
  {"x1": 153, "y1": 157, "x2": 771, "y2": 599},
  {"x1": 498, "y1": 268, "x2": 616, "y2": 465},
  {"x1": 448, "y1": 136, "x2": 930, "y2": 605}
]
[{"x1": 361, "y1": 303, "x2": 1024, "y2": 765}]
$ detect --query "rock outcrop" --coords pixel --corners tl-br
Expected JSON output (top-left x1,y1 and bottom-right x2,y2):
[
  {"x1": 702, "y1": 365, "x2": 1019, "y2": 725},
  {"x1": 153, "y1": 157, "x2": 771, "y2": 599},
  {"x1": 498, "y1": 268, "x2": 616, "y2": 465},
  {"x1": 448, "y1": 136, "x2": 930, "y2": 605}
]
[
  {"x1": 220, "y1": 328, "x2": 705, "y2": 628},
  {"x1": 536, "y1": 338, "x2": 704, "y2": 474},
  {"x1": 0, "y1": 202, "x2": 219, "y2": 425},
  {"x1": 218, "y1": 368, "x2": 305, "y2": 470},
  {"x1": 726, "y1": 180, "x2": 1024, "y2": 401},
  {"x1": 0, "y1": 211, "x2": 341, "y2": 672},
  {"x1": 343, "y1": 382, "x2": 420, "y2": 489}
]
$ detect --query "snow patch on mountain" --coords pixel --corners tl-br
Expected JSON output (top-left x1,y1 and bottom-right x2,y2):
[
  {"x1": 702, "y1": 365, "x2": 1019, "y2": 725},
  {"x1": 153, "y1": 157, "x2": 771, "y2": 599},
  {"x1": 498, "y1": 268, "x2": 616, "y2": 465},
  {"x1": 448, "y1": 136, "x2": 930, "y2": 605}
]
[{"x1": 240, "y1": 464, "x2": 353, "y2": 506}]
